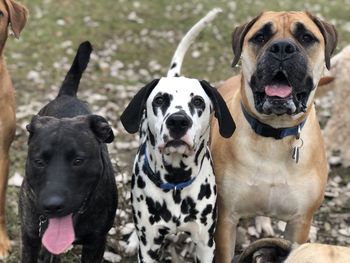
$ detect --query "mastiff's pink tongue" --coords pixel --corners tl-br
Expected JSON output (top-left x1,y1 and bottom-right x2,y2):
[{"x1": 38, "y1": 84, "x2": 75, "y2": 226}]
[
  {"x1": 42, "y1": 213, "x2": 75, "y2": 255},
  {"x1": 265, "y1": 85, "x2": 292, "y2": 98}
]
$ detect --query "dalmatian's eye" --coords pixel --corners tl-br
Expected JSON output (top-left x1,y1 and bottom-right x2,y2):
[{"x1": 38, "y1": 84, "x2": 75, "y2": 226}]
[
  {"x1": 192, "y1": 96, "x2": 204, "y2": 107},
  {"x1": 153, "y1": 95, "x2": 164, "y2": 106}
]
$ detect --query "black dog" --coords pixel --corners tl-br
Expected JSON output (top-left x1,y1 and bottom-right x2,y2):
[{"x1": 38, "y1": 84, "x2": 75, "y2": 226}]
[{"x1": 19, "y1": 42, "x2": 117, "y2": 263}]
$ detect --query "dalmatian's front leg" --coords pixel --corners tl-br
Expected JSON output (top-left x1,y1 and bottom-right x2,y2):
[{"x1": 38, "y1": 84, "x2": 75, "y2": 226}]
[
  {"x1": 137, "y1": 226, "x2": 169, "y2": 263},
  {"x1": 195, "y1": 228, "x2": 216, "y2": 263}
]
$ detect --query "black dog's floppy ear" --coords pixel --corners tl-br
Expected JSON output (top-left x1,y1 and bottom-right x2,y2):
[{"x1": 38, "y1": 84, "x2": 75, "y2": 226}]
[
  {"x1": 120, "y1": 79, "x2": 160, "y2": 134},
  {"x1": 26, "y1": 115, "x2": 59, "y2": 142},
  {"x1": 88, "y1": 115, "x2": 115, "y2": 143},
  {"x1": 231, "y1": 13, "x2": 262, "y2": 67},
  {"x1": 200, "y1": 80, "x2": 235, "y2": 138}
]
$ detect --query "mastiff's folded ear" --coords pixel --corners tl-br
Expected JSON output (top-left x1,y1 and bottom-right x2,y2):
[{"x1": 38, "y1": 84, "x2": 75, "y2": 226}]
[
  {"x1": 88, "y1": 115, "x2": 114, "y2": 143},
  {"x1": 200, "y1": 80, "x2": 236, "y2": 138},
  {"x1": 307, "y1": 12, "x2": 338, "y2": 70},
  {"x1": 120, "y1": 79, "x2": 160, "y2": 134},
  {"x1": 231, "y1": 13, "x2": 262, "y2": 67}
]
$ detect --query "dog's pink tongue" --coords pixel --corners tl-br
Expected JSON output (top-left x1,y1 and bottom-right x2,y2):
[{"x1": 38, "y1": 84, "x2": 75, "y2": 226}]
[
  {"x1": 265, "y1": 85, "x2": 292, "y2": 98},
  {"x1": 42, "y1": 214, "x2": 75, "y2": 255}
]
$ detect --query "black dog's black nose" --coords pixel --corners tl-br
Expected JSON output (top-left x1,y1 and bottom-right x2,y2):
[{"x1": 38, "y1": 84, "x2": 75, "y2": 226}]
[
  {"x1": 42, "y1": 195, "x2": 65, "y2": 215},
  {"x1": 166, "y1": 112, "x2": 193, "y2": 139},
  {"x1": 269, "y1": 40, "x2": 298, "y2": 58}
]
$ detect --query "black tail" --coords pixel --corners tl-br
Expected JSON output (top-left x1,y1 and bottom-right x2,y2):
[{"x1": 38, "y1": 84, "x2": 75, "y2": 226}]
[{"x1": 58, "y1": 41, "x2": 93, "y2": 97}]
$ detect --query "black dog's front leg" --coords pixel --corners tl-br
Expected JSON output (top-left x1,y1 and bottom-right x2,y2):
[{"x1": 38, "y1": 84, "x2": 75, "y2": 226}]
[
  {"x1": 81, "y1": 237, "x2": 106, "y2": 263},
  {"x1": 21, "y1": 232, "x2": 41, "y2": 263},
  {"x1": 39, "y1": 247, "x2": 61, "y2": 263}
]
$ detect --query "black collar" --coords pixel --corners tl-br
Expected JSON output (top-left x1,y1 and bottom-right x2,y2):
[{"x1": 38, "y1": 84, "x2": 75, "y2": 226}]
[
  {"x1": 141, "y1": 143, "x2": 195, "y2": 191},
  {"x1": 241, "y1": 103, "x2": 306, "y2": 140}
]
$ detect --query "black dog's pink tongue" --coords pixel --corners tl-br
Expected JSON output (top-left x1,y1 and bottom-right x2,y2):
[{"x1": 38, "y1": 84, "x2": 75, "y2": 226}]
[
  {"x1": 42, "y1": 214, "x2": 75, "y2": 255},
  {"x1": 265, "y1": 85, "x2": 292, "y2": 98}
]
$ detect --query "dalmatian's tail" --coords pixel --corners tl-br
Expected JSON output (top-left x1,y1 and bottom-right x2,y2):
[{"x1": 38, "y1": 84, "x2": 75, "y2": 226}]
[{"x1": 167, "y1": 8, "x2": 222, "y2": 77}]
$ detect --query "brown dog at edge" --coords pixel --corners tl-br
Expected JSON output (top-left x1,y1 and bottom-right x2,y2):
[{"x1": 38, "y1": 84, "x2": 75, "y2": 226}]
[
  {"x1": 0, "y1": 0, "x2": 27, "y2": 258},
  {"x1": 210, "y1": 11, "x2": 337, "y2": 262}
]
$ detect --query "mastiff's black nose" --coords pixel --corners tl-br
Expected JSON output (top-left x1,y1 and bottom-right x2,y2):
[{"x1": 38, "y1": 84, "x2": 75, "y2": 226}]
[
  {"x1": 166, "y1": 112, "x2": 193, "y2": 139},
  {"x1": 269, "y1": 40, "x2": 298, "y2": 59},
  {"x1": 42, "y1": 195, "x2": 65, "y2": 215}
]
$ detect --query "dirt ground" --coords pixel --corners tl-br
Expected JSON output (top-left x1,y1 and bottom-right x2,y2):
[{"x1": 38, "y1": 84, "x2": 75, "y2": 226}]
[{"x1": 3, "y1": 0, "x2": 350, "y2": 262}]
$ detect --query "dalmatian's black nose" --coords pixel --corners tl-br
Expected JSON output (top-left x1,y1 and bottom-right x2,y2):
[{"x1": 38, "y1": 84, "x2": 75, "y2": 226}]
[{"x1": 166, "y1": 112, "x2": 193, "y2": 139}]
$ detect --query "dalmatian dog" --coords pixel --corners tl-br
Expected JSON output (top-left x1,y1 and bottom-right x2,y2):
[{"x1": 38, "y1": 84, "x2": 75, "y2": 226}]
[{"x1": 120, "y1": 9, "x2": 235, "y2": 263}]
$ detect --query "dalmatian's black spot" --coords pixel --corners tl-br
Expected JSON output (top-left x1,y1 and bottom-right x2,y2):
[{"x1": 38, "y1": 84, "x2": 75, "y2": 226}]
[
  {"x1": 137, "y1": 175, "x2": 146, "y2": 189},
  {"x1": 170, "y1": 62, "x2": 177, "y2": 69},
  {"x1": 198, "y1": 183, "x2": 211, "y2": 200},
  {"x1": 162, "y1": 134, "x2": 168, "y2": 142},
  {"x1": 174, "y1": 73, "x2": 179, "y2": 77},
  {"x1": 147, "y1": 249, "x2": 159, "y2": 260},
  {"x1": 164, "y1": 160, "x2": 192, "y2": 184},
  {"x1": 131, "y1": 174, "x2": 135, "y2": 189},
  {"x1": 140, "y1": 194, "x2": 144, "y2": 201},
  {"x1": 195, "y1": 140, "x2": 205, "y2": 166},
  {"x1": 175, "y1": 105, "x2": 182, "y2": 109},
  {"x1": 147, "y1": 126, "x2": 155, "y2": 146},
  {"x1": 154, "y1": 235, "x2": 164, "y2": 245},
  {"x1": 181, "y1": 197, "x2": 198, "y2": 222},
  {"x1": 152, "y1": 92, "x2": 173, "y2": 116},
  {"x1": 173, "y1": 190, "x2": 181, "y2": 204},
  {"x1": 146, "y1": 197, "x2": 171, "y2": 223},
  {"x1": 213, "y1": 185, "x2": 217, "y2": 195},
  {"x1": 200, "y1": 204, "x2": 213, "y2": 225},
  {"x1": 158, "y1": 227, "x2": 170, "y2": 237},
  {"x1": 137, "y1": 211, "x2": 142, "y2": 218},
  {"x1": 208, "y1": 222, "x2": 215, "y2": 247}
]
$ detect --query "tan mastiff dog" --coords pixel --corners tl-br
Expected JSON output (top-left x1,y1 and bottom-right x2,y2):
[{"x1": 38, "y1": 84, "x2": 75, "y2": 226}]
[
  {"x1": 0, "y1": 0, "x2": 27, "y2": 258},
  {"x1": 236, "y1": 238, "x2": 350, "y2": 263},
  {"x1": 210, "y1": 11, "x2": 337, "y2": 262}
]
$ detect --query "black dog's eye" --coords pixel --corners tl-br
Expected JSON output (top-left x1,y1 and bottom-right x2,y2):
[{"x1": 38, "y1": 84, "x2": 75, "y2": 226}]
[
  {"x1": 301, "y1": 33, "x2": 314, "y2": 44},
  {"x1": 192, "y1": 96, "x2": 204, "y2": 107},
  {"x1": 153, "y1": 95, "x2": 164, "y2": 106},
  {"x1": 72, "y1": 158, "x2": 84, "y2": 166},
  {"x1": 252, "y1": 33, "x2": 265, "y2": 44},
  {"x1": 33, "y1": 159, "x2": 45, "y2": 168}
]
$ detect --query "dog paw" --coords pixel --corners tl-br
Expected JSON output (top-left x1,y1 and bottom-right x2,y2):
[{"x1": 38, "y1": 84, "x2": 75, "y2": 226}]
[{"x1": 255, "y1": 216, "x2": 275, "y2": 237}]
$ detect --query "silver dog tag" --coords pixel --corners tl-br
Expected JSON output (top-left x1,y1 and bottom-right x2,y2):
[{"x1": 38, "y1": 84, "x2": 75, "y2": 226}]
[
  {"x1": 292, "y1": 146, "x2": 300, "y2": 163},
  {"x1": 292, "y1": 138, "x2": 304, "y2": 164}
]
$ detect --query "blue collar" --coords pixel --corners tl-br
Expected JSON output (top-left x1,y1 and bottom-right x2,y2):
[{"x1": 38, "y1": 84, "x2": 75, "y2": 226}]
[
  {"x1": 241, "y1": 103, "x2": 306, "y2": 140},
  {"x1": 142, "y1": 145, "x2": 195, "y2": 191}
]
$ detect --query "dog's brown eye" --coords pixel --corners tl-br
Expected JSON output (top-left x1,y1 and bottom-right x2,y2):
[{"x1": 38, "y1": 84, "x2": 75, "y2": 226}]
[
  {"x1": 302, "y1": 33, "x2": 314, "y2": 43},
  {"x1": 72, "y1": 158, "x2": 84, "y2": 166},
  {"x1": 0, "y1": 11, "x2": 3, "y2": 17},
  {"x1": 252, "y1": 33, "x2": 265, "y2": 44},
  {"x1": 154, "y1": 96, "x2": 164, "y2": 106},
  {"x1": 33, "y1": 159, "x2": 45, "y2": 168},
  {"x1": 192, "y1": 96, "x2": 204, "y2": 107}
]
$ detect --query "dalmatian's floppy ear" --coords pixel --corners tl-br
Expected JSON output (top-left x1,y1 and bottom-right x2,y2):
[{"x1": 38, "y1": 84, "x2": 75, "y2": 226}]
[
  {"x1": 200, "y1": 80, "x2": 236, "y2": 138},
  {"x1": 121, "y1": 79, "x2": 160, "y2": 134}
]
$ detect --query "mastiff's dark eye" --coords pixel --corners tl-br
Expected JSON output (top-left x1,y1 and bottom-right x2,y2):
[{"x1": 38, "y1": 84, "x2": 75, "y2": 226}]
[
  {"x1": 301, "y1": 33, "x2": 314, "y2": 44},
  {"x1": 252, "y1": 33, "x2": 265, "y2": 44},
  {"x1": 33, "y1": 159, "x2": 45, "y2": 168},
  {"x1": 72, "y1": 158, "x2": 84, "y2": 166},
  {"x1": 0, "y1": 11, "x2": 4, "y2": 17},
  {"x1": 153, "y1": 95, "x2": 164, "y2": 106},
  {"x1": 192, "y1": 96, "x2": 204, "y2": 107}
]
